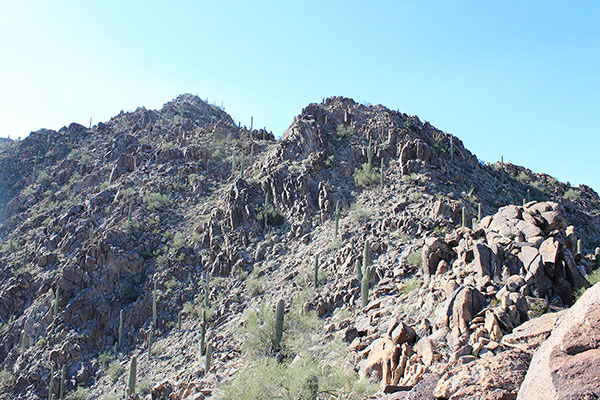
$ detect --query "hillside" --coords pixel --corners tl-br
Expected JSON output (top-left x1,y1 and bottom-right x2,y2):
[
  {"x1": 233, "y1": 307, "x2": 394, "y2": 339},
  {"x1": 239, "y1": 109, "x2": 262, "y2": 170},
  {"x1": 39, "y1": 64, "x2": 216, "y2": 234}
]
[{"x1": 0, "y1": 95, "x2": 599, "y2": 400}]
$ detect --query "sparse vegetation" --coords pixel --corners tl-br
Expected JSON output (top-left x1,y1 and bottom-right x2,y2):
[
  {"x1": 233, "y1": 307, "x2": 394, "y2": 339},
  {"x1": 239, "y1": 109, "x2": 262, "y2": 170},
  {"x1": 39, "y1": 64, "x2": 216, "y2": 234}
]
[
  {"x1": 407, "y1": 248, "x2": 423, "y2": 268},
  {"x1": 564, "y1": 188, "x2": 581, "y2": 201},
  {"x1": 106, "y1": 360, "x2": 125, "y2": 383},
  {"x1": 353, "y1": 163, "x2": 380, "y2": 188},
  {"x1": 0, "y1": 369, "x2": 14, "y2": 387},
  {"x1": 65, "y1": 387, "x2": 90, "y2": 400},
  {"x1": 144, "y1": 192, "x2": 170, "y2": 211}
]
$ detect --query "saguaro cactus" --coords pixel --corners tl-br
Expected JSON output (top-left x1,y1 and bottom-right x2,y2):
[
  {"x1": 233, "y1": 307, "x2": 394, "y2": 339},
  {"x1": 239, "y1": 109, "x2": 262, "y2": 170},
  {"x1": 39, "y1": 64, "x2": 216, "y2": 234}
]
[
  {"x1": 380, "y1": 157, "x2": 384, "y2": 188},
  {"x1": 49, "y1": 366, "x2": 55, "y2": 400},
  {"x1": 59, "y1": 365, "x2": 66, "y2": 400},
  {"x1": 477, "y1": 203, "x2": 482, "y2": 222},
  {"x1": 147, "y1": 328, "x2": 153, "y2": 357},
  {"x1": 500, "y1": 156, "x2": 505, "y2": 183},
  {"x1": 355, "y1": 260, "x2": 362, "y2": 282},
  {"x1": 152, "y1": 281, "x2": 157, "y2": 327},
  {"x1": 361, "y1": 274, "x2": 369, "y2": 307},
  {"x1": 128, "y1": 356, "x2": 137, "y2": 395},
  {"x1": 449, "y1": 137, "x2": 454, "y2": 162},
  {"x1": 367, "y1": 138, "x2": 373, "y2": 171},
  {"x1": 200, "y1": 310, "x2": 207, "y2": 355},
  {"x1": 313, "y1": 254, "x2": 319, "y2": 288},
  {"x1": 273, "y1": 299, "x2": 285, "y2": 352},
  {"x1": 461, "y1": 207, "x2": 466, "y2": 228},
  {"x1": 363, "y1": 240, "x2": 371, "y2": 279},
  {"x1": 334, "y1": 201, "x2": 340, "y2": 237},
  {"x1": 128, "y1": 203, "x2": 133, "y2": 225},
  {"x1": 577, "y1": 239, "x2": 582, "y2": 256},
  {"x1": 205, "y1": 343, "x2": 212, "y2": 373},
  {"x1": 54, "y1": 287, "x2": 60, "y2": 318},
  {"x1": 264, "y1": 192, "x2": 269, "y2": 232},
  {"x1": 118, "y1": 309, "x2": 124, "y2": 349},
  {"x1": 177, "y1": 311, "x2": 182, "y2": 331}
]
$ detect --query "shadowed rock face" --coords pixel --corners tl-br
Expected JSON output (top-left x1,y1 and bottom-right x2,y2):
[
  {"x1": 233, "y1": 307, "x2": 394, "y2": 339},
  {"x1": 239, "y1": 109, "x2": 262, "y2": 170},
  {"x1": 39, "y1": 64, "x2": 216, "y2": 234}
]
[{"x1": 517, "y1": 282, "x2": 600, "y2": 400}]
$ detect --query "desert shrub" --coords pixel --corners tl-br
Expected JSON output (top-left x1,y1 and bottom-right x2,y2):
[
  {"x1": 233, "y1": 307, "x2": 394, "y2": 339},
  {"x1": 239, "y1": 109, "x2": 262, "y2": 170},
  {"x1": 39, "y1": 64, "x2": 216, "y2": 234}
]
[
  {"x1": 256, "y1": 204, "x2": 284, "y2": 226},
  {"x1": 349, "y1": 203, "x2": 369, "y2": 224},
  {"x1": 217, "y1": 355, "x2": 374, "y2": 400},
  {"x1": 246, "y1": 274, "x2": 266, "y2": 297},
  {"x1": 407, "y1": 248, "x2": 423, "y2": 268},
  {"x1": 574, "y1": 268, "x2": 600, "y2": 300},
  {"x1": 98, "y1": 351, "x2": 112, "y2": 369},
  {"x1": 165, "y1": 278, "x2": 182, "y2": 291},
  {"x1": 37, "y1": 171, "x2": 51, "y2": 185},
  {"x1": 144, "y1": 192, "x2": 170, "y2": 211},
  {"x1": 106, "y1": 360, "x2": 125, "y2": 383},
  {"x1": 171, "y1": 233, "x2": 186, "y2": 251},
  {"x1": 334, "y1": 124, "x2": 354, "y2": 141},
  {"x1": 564, "y1": 188, "x2": 581, "y2": 201},
  {"x1": 401, "y1": 277, "x2": 423, "y2": 294},
  {"x1": 354, "y1": 164, "x2": 380, "y2": 188},
  {"x1": 65, "y1": 387, "x2": 90, "y2": 400},
  {"x1": 517, "y1": 171, "x2": 531, "y2": 184},
  {"x1": 0, "y1": 369, "x2": 14, "y2": 387}
]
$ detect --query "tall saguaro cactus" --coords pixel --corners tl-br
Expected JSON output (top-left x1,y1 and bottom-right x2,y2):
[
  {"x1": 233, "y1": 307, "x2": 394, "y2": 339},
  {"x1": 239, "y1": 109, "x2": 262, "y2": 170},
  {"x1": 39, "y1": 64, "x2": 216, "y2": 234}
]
[
  {"x1": 361, "y1": 274, "x2": 369, "y2": 307},
  {"x1": 273, "y1": 299, "x2": 285, "y2": 353},
  {"x1": 118, "y1": 309, "x2": 124, "y2": 349},
  {"x1": 205, "y1": 343, "x2": 213, "y2": 373},
  {"x1": 200, "y1": 310, "x2": 207, "y2": 355},
  {"x1": 48, "y1": 366, "x2": 55, "y2": 400},
  {"x1": 363, "y1": 240, "x2": 371, "y2": 279},
  {"x1": 59, "y1": 365, "x2": 66, "y2": 400},
  {"x1": 152, "y1": 281, "x2": 157, "y2": 327},
  {"x1": 313, "y1": 254, "x2": 319, "y2": 288},
  {"x1": 128, "y1": 356, "x2": 137, "y2": 395},
  {"x1": 500, "y1": 156, "x2": 505, "y2": 184},
  {"x1": 335, "y1": 201, "x2": 340, "y2": 237},
  {"x1": 54, "y1": 287, "x2": 60, "y2": 318}
]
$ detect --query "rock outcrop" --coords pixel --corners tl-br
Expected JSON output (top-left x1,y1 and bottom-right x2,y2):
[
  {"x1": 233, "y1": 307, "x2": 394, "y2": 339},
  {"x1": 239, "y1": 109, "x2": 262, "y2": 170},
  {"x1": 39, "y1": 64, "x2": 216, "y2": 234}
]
[{"x1": 517, "y1": 282, "x2": 600, "y2": 400}]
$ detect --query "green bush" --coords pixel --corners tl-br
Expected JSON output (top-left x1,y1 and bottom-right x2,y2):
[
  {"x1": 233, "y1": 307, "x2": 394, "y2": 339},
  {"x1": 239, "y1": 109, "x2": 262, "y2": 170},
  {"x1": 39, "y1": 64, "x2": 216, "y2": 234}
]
[
  {"x1": 401, "y1": 277, "x2": 423, "y2": 294},
  {"x1": 517, "y1": 171, "x2": 531, "y2": 184},
  {"x1": 144, "y1": 192, "x2": 170, "y2": 211},
  {"x1": 106, "y1": 360, "x2": 125, "y2": 383},
  {"x1": 564, "y1": 188, "x2": 581, "y2": 201},
  {"x1": 0, "y1": 369, "x2": 14, "y2": 387},
  {"x1": 65, "y1": 387, "x2": 90, "y2": 400},
  {"x1": 256, "y1": 204, "x2": 284, "y2": 227},
  {"x1": 218, "y1": 352, "x2": 375, "y2": 400},
  {"x1": 353, "y1": 164, "x2": 380, "y2": 188},
  {"x1": 334, "y1": 124, "x2": 354, "y2": 141},
  {"x1": 407, "y1": 249, "x2": 423, "y2": 268},
  {"x1": 574, "y1": 268, "x2": 600, "y2": 300},
  {"x1": 98, "y1": 351, "x2": 112, "y2": 369}
]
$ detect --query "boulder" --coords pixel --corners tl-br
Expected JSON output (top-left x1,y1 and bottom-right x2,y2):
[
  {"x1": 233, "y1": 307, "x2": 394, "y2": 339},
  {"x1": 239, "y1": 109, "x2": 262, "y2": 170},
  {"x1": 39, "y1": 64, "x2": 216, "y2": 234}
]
[
  {"x1": 501, "y1": 310, "x2": 564, "y2": 353},
  {"x1": 422, "y1": 237, "x2": 454, "y2": 276},
  {"x1": 434, "y1": 349, "x2": 531, "y2": 400},
  {"x1": 517, "y1": 283, "x2": 600, "y2": 400}
]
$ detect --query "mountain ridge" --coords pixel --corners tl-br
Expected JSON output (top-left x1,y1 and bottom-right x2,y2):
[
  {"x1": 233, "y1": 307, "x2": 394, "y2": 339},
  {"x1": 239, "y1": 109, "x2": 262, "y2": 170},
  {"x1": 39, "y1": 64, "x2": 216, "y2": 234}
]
[{"x1": 0, "y1": 94, "x2": 598, "y2": 399}]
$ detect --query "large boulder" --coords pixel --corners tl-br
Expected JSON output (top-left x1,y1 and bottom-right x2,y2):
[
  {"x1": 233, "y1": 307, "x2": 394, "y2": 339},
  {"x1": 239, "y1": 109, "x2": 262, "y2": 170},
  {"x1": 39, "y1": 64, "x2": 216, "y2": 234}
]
[
  {"x1": 434, "y1": 349, "x2": 531, "y2": 400},
  {"x1": 517, "y1": 282, "x2": 600, "y2": 400},
  {"x1": 422, "y1": 237, "x2": 454, "y2": 276}
]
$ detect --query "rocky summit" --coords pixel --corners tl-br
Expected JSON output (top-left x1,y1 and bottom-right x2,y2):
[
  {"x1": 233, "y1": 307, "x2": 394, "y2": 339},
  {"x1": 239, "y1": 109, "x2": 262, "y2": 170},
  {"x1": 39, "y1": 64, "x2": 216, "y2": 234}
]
[{"x1": 0, "y1": 94, "x2": 599, "y2": 400}]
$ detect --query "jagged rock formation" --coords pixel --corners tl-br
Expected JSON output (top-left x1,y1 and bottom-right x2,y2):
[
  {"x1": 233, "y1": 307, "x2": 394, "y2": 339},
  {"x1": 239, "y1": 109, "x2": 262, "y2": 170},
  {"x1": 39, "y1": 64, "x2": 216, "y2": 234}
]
[{"x1": 0, "y1": 95, "x2": 598, "y2": 399}]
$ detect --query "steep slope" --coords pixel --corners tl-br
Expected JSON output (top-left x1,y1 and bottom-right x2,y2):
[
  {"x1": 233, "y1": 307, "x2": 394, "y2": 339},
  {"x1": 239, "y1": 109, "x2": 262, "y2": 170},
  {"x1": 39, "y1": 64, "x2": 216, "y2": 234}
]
[{"x1": 0, "y1": 95, "x2": 598, "y2": 400}]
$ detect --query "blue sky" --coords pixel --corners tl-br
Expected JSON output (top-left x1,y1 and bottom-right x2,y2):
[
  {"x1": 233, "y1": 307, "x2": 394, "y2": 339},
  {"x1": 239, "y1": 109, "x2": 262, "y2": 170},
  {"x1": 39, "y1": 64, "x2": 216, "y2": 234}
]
[{"x1": 1, "y1": 1, "x2": 598, "y2": 192}]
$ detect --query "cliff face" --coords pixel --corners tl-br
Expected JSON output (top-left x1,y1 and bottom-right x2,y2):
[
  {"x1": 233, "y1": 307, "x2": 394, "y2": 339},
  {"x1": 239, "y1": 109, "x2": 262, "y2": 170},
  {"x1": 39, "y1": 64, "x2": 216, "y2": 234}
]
[{"x1": 0, "y1": 95, "x2": 598, "y2": 399}]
